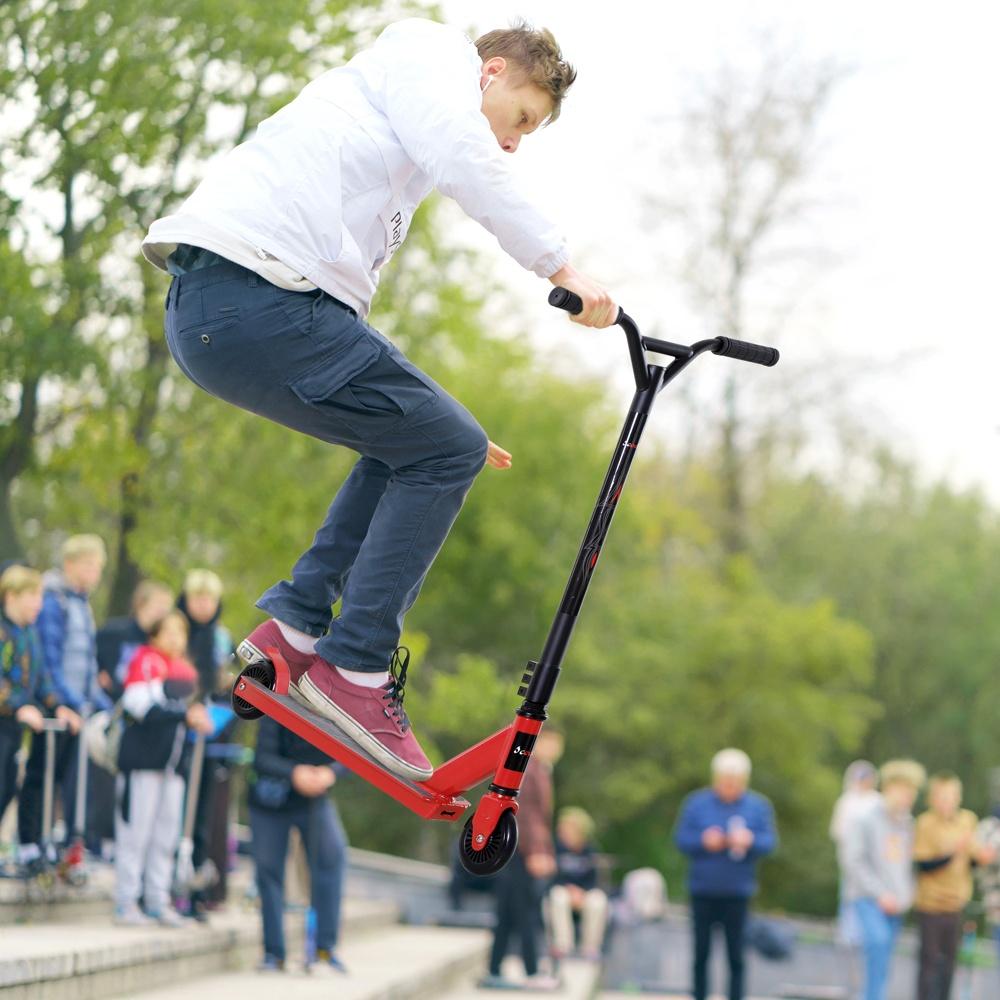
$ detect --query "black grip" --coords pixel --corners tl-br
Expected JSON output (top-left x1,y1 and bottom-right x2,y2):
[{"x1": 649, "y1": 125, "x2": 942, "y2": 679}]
[
  {"x1": 548, "y1": 287, "x2": 583, "y2": 315},
  {"x1": 712, "y1": 337, "x2": 779, "y2": 367}
]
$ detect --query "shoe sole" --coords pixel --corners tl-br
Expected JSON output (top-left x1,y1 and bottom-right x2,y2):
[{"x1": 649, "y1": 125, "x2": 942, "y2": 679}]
[{"x1": 293, "y1": 674, "x2": 433, "y2": 783}]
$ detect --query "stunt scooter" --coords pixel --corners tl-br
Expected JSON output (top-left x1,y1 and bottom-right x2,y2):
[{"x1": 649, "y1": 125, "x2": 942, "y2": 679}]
[{"x1": 231, "y1": 288, "x2": 779, "y2": 876}]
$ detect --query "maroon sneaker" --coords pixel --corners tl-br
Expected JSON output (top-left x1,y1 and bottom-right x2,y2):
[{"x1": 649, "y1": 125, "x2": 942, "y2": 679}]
[
  {"x1": 293, "y1": 647, "x2": 433, "y2": 782},
  {"x1": 237, "y1": 620, "x2": 315, "y2": 686}
]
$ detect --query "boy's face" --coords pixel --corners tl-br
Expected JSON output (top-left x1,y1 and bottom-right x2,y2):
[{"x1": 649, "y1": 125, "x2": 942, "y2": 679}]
[
  {"x1": 135, "y1": 590, "x2": 175, "y2": 632},
  {"x1": 64, "y1": 554, "x2": 104, "y2": 594},
  {"x1": 480, "y1": 57, "x2": 554, "y2": 155},
  {"x1": 4, "y1": 588, "x2": 44, "y2": 626},
  {"x1": 185, "y1": 592, "x2": 219, "y2": 624},
  {"x1": 154, "y1": 616, "x2": 188, "y2": 659},
  {"x1": 557, "y1": 817, "x2": 586, "y2": 851},
  {"x1": 883, "y1": 780, "x2": 918, "y2": 815},
  {"x1": 930, "y1": 780, "x2": 962, "y2": 817}
]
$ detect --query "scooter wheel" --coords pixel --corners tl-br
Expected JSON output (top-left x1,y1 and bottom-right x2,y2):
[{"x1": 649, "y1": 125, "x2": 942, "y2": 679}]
[
  {"x1": 231, "y1": 660, "x2": 276, "y2": 721},
  {"x1": 458, "y1": 809, "x2": 518, "y2": 877}
]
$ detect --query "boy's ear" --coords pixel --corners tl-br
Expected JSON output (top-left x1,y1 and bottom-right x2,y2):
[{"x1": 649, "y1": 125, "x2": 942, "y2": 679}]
[{"x1": 482, "y1": 55, "x2": 507, "y2": 79}]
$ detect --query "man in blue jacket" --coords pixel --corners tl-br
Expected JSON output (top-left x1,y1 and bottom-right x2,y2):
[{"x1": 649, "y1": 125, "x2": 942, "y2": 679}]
[{"x1": 675, "y1": 748, "x2": 778, "y2": 1000}]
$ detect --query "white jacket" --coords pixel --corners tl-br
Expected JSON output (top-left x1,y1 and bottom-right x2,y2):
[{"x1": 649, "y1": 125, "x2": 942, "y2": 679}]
[{"x1": 142, "y1": 18, "x2": 569, "y2": 317}]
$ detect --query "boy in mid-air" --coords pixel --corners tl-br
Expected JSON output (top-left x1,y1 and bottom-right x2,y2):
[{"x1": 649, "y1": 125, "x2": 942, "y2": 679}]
[{"x1": 142, "y1": 18, "x2": 617, "y2": 782}]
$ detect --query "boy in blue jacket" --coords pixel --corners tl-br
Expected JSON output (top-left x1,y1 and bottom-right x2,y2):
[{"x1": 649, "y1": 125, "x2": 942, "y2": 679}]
[
  {"x1": 675, "y1": 748, "x2": 778, "y2": 1000},
  {"x1": 18, "y1": 535, "x2": 108, "y2": 864}
]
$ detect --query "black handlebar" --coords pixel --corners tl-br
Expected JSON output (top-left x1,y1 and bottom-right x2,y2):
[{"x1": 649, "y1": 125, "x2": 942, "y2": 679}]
[
  {"x1": 548, "y1": 287, "x2": 583, "y2": 315},
  {"x1": 547, "y1": 286, "x2": 779, "y2": 369},
  {"x1": 711, "y1": 336, "x2": 779, "y2": 367}
]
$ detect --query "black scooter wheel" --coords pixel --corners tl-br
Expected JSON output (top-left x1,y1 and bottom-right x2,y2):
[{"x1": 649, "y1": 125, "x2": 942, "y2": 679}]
[
  {"x1": 458, "y1": 810, "x2": 518, "y2": 877},
  {"x1": 231, "y1": 660, "x2": 276, "y2": 721}
]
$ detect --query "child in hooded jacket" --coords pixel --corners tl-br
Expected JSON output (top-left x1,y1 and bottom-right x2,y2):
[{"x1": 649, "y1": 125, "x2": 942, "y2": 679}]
[{"x1": 114, "y1": 611, "x2": 212, "y2": 926}]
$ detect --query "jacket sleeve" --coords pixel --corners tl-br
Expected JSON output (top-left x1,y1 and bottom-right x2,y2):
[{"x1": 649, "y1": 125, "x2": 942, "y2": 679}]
[
  {"x1": 29, "y1": 627, "x2": 60, "y2": 710},
  {"x1": 749, "y1": 795, "x2": 778, "y2": 858},
  {"x1": 121, "y1": 649, "x2": 186, "y2": 724},
  {"x1": 253, "y1": 719, "x2": 298, "y2": 781},
  {"x1": 0, "y1": 628, "x2": 23, "y2": 716},
  {"x1": 377, "y1": 20, "x2": 570, "y2": 279},
  {"x1": 842, "y1": 811, "x2": 886, "y2": 899},
  {"x1": 674, "y1": 795, "x2": 709, "y2": 857},
  {"x1": 36, "y1": 591, "x2": 81, "y2": 711}
]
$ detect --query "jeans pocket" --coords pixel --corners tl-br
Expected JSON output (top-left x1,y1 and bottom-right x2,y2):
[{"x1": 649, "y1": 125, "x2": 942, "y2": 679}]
[{"x1": 175, "y1": 312, "x2": 241, "y2": 343}]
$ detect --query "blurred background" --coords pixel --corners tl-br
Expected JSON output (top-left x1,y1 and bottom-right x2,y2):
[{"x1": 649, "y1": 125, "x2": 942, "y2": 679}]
[{"x1": 1, "y1": 0, "x2": 1000, "y2": 993}]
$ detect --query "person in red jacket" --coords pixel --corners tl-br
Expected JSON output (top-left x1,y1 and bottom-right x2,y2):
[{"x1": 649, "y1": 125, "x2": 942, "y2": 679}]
[{"x1": 114, "y1": 612, "x2": 212, "y2": 927}]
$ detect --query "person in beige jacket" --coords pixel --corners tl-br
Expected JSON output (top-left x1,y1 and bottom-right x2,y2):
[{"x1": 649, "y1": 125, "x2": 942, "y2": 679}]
[{"x1": 913, "y1": 773, "x2": 996, "y2": 1000}]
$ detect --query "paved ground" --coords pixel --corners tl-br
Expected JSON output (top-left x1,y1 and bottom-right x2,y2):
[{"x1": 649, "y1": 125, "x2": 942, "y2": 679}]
[{"x1": 599, "y1": 913, "x2": 997, "y2": 1000}]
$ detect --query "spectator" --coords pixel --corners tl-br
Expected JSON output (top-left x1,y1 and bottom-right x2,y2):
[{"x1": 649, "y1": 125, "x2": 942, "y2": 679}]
[
  {"x1": 18, "y1": 535, "x2": 108, "y2": 867},
  {"x1": 973, "y1": 807, "x2": 1000, "y2": 980},
  {"x1": 674, "y1": 748, "x2": 778, "y2": 1000},
  {"x1": 913, "y1": 773, "x2": 993, "y2": 1000},
  {"x1": 91, "y1": 579, "x2": 175, "y2": 857},
  {"x1": 831, "y1": 760, "x2": 880, "y2": 948},
  {"x1": 481, "y1": 726, "x2": 564, "y2": 992},
  {"x1": 842, "y1": 758, "x2": 926, "y2": 1000},
  {"x1": 248, "y1": 715, "x2": 347, "y2": 974},
  {"x1": 115, "y1": 611, "x2": 212, "y2": 926},
  {"x1": 177, "y1": 569, "x2": 237, "y2": 916},
  {"x1": 548, "y1": 806, "x2": 608, "y2": 961},
  {"x1": 0, "y1": 566, "x2": 79, "y2": 841},
  {"x1": 97, "y1": 580, "x2": 175, "y2": 700}
]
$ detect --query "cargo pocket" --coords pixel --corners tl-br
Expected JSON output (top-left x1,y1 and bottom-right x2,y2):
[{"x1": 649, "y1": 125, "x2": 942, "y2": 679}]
[{"x1": 289, "y1": 335, "x2": 438, "y2": 442}]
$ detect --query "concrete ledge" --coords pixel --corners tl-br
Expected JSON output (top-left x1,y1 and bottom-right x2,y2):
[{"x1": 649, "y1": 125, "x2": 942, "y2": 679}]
[
  {"x1": 130, "y1": 926, "x2": 491, "y2": 1000},
  {"x1": 0, "y1": 898, "x2": 398, "y2": 998}
]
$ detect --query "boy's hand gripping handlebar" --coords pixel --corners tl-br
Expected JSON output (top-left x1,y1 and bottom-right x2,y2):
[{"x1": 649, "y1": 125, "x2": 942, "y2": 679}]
[{"x1": 548, "y1": 286, "x2": 780, "y2": 384}]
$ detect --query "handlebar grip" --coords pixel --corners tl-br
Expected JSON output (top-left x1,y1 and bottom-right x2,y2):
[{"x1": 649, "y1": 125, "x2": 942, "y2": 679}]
[
  {"x1": 712, "y1": 337, "x2": 780, "y2": 367},
  {"x1": 548, "y1": 287, "x2": 584, "y2": 315}
]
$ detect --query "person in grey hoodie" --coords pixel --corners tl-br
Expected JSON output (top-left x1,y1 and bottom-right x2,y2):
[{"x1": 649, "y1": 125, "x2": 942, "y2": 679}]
[{"x1": 841, "y1": 759, "x2": 926, "y2": 1000}]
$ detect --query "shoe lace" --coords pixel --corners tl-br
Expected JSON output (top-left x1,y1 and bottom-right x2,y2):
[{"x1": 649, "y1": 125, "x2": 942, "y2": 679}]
[{"x1": 381, "y1": 646, "x2": 411, "y2": 731}]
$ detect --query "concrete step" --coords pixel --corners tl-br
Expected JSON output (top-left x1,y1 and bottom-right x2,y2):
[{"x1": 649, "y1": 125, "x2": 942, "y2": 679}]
[
  {"x1": 0, "y1": 897, "x2": 397, "y2": 999},
  {"x1": 132, "y1": 925, "x2": 491, "y2": 1000},
  {"x1": 0, "y1": 865, "x2": 116, "y2": 926},
  {"x1": 444, "y1": 956, "x2": 603, "y2": 999},
  {"x1": 0, "y1": 858, "x2": 255, "y2": 927}
]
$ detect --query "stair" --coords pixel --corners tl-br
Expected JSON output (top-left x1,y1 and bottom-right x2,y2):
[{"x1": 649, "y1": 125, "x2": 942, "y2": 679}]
[
  {"x1": 442, "y1": 956, "x2": 603, "y2": 998},
  {"x1": 132, "y1": 925, "x2": 491, "y2": 1000},
  {"x1": 0, "y1": 897, "x2": 397, "y2": 999}
]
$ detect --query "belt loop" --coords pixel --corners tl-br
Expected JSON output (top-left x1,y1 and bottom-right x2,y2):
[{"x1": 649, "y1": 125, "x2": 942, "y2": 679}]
[{"x1": 248, "y1": 272, "x2": 258, "y2": 287}]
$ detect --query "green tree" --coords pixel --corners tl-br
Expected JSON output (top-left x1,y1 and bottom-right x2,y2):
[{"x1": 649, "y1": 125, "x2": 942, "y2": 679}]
[{"x1": 0, "y1": 0, "x2": 391, "y2": 605}]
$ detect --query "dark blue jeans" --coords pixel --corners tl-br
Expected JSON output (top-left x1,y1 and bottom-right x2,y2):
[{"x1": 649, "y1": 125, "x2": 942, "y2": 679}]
[
  {"x1": 249, "y1": 798, "x2": 347, "y2": 962},
  {"x1": 164, "y1": 260, "x2": 488, "y2": 671}
]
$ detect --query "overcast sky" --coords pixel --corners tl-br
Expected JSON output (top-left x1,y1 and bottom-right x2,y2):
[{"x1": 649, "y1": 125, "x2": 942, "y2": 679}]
[{"x1": 440, "y1": 0, "x2": 1000, "y2": 499}]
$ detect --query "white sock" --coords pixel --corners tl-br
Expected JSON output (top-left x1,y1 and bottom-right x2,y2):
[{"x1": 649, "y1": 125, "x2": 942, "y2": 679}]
[
  {"x1": 275, "y1": 620, "x2": 318, "y2": 654},
  {"x1": 336, "y1": 666, "x2": 390, "y2": 688}
]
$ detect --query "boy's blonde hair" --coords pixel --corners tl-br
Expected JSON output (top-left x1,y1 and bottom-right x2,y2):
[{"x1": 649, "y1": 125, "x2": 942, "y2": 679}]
[
  {"x1": 0, "y1": 565, "x2": 43, "y2": 599},
  {"x1": 557, "y1": 806, "x2": 595, "y2": 840},
  {"x1": 880, "y1": 759, "x2": 926, "y2": 791},
  {"x1": 476, "y1": 20, "x2": 577, "y2": 124},
  {"x1": 61, "y1": 534, "x2": 107, "y2": 564},
  {"x1": 183, "y1": 568, "x2": 223, "y2": 599}
]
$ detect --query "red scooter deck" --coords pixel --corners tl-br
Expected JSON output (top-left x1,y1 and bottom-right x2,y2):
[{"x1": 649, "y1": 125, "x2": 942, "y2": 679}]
[{"x1": 235, "y1": 675, "x2": 513, "y2": 821}]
